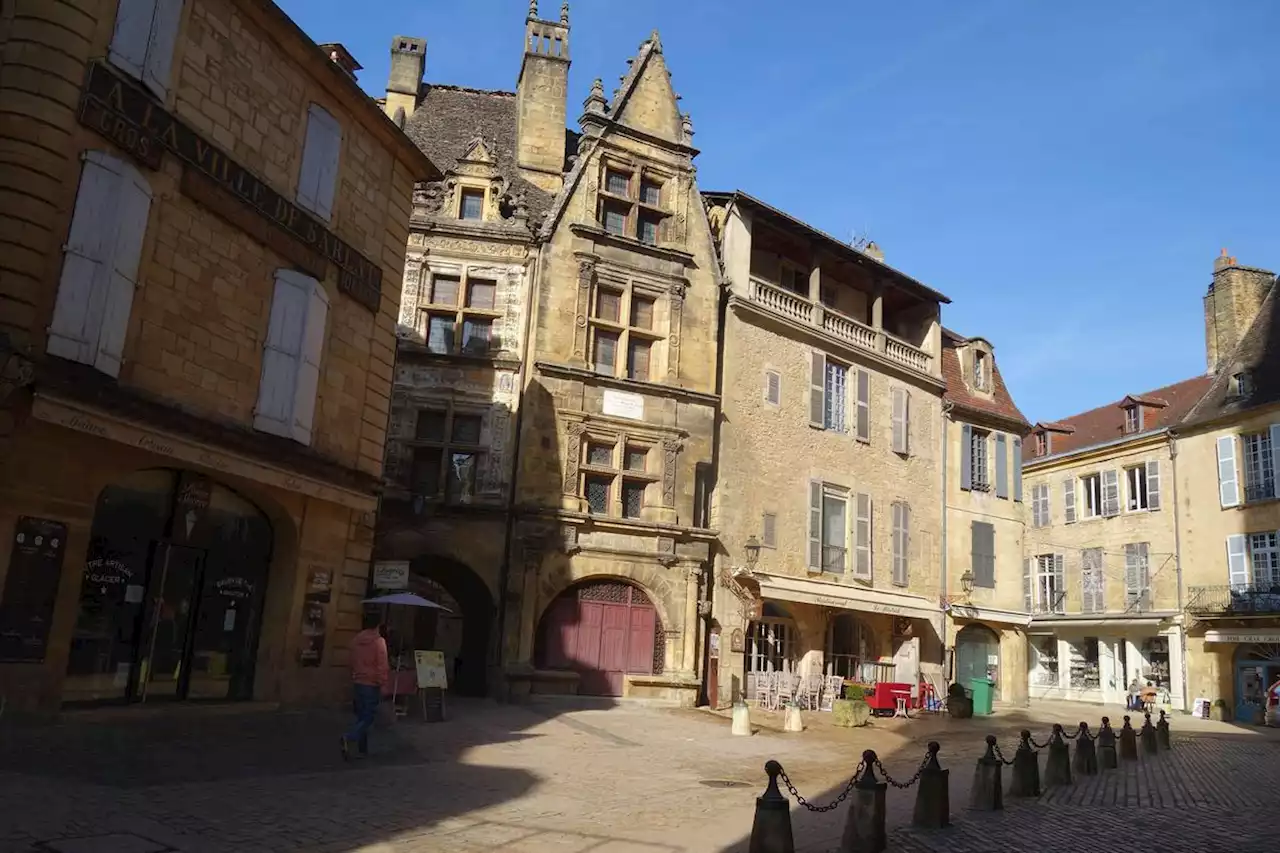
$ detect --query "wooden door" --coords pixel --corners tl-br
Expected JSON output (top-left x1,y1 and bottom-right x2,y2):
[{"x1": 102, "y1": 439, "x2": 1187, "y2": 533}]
[{"x1": 538, "y1": 583, "x2": 659, "y2": 697}]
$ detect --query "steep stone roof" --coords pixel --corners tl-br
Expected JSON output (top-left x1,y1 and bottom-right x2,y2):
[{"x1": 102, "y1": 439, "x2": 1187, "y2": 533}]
[
  {"x1": 1023, "y1": 374, "x2": 1213, "y2": 462},
  {"x1": 941, "y1": 329, "x2": 1029, "y2": 429},
  {"x1": 1182, "y1": 282, "x2": 1280, "y2": 428}
]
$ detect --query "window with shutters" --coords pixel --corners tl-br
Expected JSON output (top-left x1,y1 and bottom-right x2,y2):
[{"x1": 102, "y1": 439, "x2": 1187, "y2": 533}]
[
  {"x1": 824, "y1": 361, "x2": 849, "y2": 432},
  {"x1": 48, "y1": 151, "x2": 153, "y2": 378},
  {"x1": 1033, "y1": 554, "x2": 1065, "y2": 614},
  {"x1": 590, "y1": 281, "x2": 662, "y2": 382},
  {"x1": 1081, "y1": 548, "x2": 1104, "y2": 613},
  {"x1": 109, "y1": 0, "x2": 184, "y2": 100},
  {"x1": 1031, "y1": 483, "x2": 1050, "y2": 528},
  {"x1": 761, "y1": 512, "x2": 777, "y2": 548},
  {"x1": 854, "y1": 492, "x2": 872, "y2": 580},
  {"x1": 597, "y1": 164, "x2": 669, "y2": 245},
  {"x1": 970, "y1": 521, "x2": 995, "y2": 588},
  {"x1": 891, "y1": 387, "x2": 910, "y2": 455},
  {"x1": 1035, "y1": 431, "x2": 1049, "y2": 457},
  {"x1": 972, "y1": 350, "x2": 990, "y2": 391},
  {"x1": 1123, "y1": 404, "x2": 1141, "y2": 434},
  {"x1": 891, "y1": 501, "x2": 910, "y2": 586},
  {"x1": 1125, "y1": 465, "x2": 1149, "y2": 511},
  {"x1": 1124, "y1": 543, "x2": 1151, "y2": 611},
  {"x1": 421, "y1": 269, "x2": 501, "y2": 357},
  {"x1": 1081, "y1": 474, "x2": 1102, "y2": 519},
  {"x1": 820, "y1": 491, "x2": 848, "y2": 574},
  {"x1": 1233, "y1": 372, "x2": 1254, "y2": 398},
  {"x1": 763, "y1": 370, "x2": 781, "y2": 406},
  {"x1": 1250, "y1": 532, "x2": 1280, "y2": 588},
  {"x1": 577, "y1": 435, "x2": 657, "y2": 519},
  {"x1": 254, "y1": 269, "x2": 330, "y2": 445},
  {"x1": 1242, "y1": 431, "x2": 1276, "y2": 503},
  {"x1": 408, "y1": 406, "x2": 485, "y2": 504},
  {"x1": 296, "y1": 104, "x2": 343, "y2": 222},
  {"x1": 969, "y1": 428, "x2": 990, "y2": 490}
]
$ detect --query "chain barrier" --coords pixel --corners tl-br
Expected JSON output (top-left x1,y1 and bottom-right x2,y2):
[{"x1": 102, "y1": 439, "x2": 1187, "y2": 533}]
[
  {"x1": 1029, "y1": 735, "x2": 1051, "y2": 749},
  {"x1": 989, "y1": 742, "x2": 1018, "y2": 766},
  {"x1": 778, "y1": 760, "x2": 864, "y2": 812},
  {"x1": 1061, "y1": 727, "x2": 1080, "y2": 740},
  {"x1": 874, "y1": 749, "x2": 931, "y2": 790}
]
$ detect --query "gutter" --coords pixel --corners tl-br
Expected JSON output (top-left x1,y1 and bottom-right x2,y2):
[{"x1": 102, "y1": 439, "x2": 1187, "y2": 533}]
[{"x1": 1168, "y1": 432, "x2": 1190, "y2": 713}]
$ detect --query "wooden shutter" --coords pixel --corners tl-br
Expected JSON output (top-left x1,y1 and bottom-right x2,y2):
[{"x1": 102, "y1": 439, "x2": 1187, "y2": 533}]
[
  {"x1": 142, "y1": 0, "x2": 184, "y2": 99},
  {"x1": 1217, "y1": 435, "x2": 1240, "y2": 508},
  {"x1": 1012, "y1": 438, "x2": 1023, "y2": 501},
  {"x1": 960, "y1": 424, "x2": 973, "y2": 490},
  {"x1": 1124, "y1": 543, "x2": 1151, "y2": 609},
  {"x1": 891, "y1": 388, "x2": 907, "y2": 454},
  {"x1": 1022, "y1": 557, "x2": 1032, "y2": 611},
  {"x1": 1271, "y1": 425, "x2": 1280, "y2": 497},
  {"x1": 764, "y1": 370, "x2": 780, "y2": 405},
  {"x1": 809, "y1": 351, "x2": 826, "y2": 428},
  {"x1": 1102, "y1": 469, "x2": 1120, "y2": 517},
  {"x1": 47, "y1": 152, "x2": 152, "y2": 377},
  {"x1": 1226, "y1": 534, "x2": 1249, "y2": 588},
  {"x1": 1146, "y1": 460, "x2": 1161, "y2": 511},
  {"x1": 971, "y1": 521, "x2": 994, "y2": 587},
  {"x1": 1052, "y1": 553, "x2": 1065, "y2": 611},
  {"x1": 807, "y1": 480, "x2": 822, "y2": 570},
  {"x1": 298, "y1": 104, "x2": 343, "y2": 220},
  {"x1": 1063, "y1": 477, "x2": 1076, "y2": 524},
  {"x1": 1081, "y1": 548, "x2": 1103, "y2": 613},
  {"x1": 854, "y1": 493, "x2": 872, "y2": 580},
  {"x1": 255, "y1": 270, "x2": 312, "y2": 438},
  {"x1": 994, "y1": 434, "x2": 1008, "y2": 498},
  {"x1": 855, "y1": 369, "x2": 870, "y2": 441},
  {"x1": 891, "y1": 502, "x2": 909, "y2": 586},
  {"x1": 291, "y1": 276, "x2": 330, "y2": 444},
  {"x1": 109, "y1": 0, "x2": 156, "y2": 78}
]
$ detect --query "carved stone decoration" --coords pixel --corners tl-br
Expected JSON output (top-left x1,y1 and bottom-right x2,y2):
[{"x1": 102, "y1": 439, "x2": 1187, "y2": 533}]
[
  {"x1": 561, "y1": 524, "x2": 579, "y2": 553},
  {"x1": 562, "y1": 422, "x2": 586, "y2": 493},
  {"x1": 661, "y1": 438, "x2": 681, "y2": 506},
  {"x1": 571, "y1": 258, "x2": 596, "y2": 364},
  {"x1": 669, "y1": 279, "x2": 688, "y2": 303},
  {"x1": 666, "y1": 285, "x2": 684, "y2": 382},
  {"x1": 657, "y1": 536, "x2": 675, "y2": 554}
]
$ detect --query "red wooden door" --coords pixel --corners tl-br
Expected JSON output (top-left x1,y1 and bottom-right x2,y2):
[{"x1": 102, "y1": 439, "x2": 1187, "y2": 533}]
[
  {"x1": 597, "y1": 605, "x2": 630, "y2": 695},
  {"x1": 538, "y1": 583, "x2": 659, "y2": 697}
]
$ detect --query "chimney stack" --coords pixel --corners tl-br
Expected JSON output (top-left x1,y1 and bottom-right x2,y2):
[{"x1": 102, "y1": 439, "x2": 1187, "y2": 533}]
[
  {"x1": 385, "y1": 36, "x2": 426, "y2": 122},
  {"x1": 515, "y1": 3, "x2": 570, "y2": 195},
  {"x1": 1203, "y1": 249, "x2": 1275, "y2": 374}
]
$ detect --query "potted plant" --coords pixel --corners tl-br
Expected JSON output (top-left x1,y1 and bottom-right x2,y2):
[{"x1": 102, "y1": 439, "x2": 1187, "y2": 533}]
[
  {"x1": 1209, "y1": 698, "x2": 1230, "y2": 722},
  {"x1": 833, "y1": 683, "x2": 872, "y2": 728},
  {"x1": 947, "y1": 682, "x2": 973, "y2": 719}
]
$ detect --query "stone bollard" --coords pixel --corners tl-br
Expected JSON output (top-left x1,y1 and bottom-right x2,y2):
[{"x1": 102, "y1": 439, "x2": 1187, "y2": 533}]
[
  {"x1": 912, "y1": 742, "x2": 950, "y2": 829},
  {"x1": 1043, "y1": 724, "x2": 1072, "y2": 788},
  {"x1": 1156, "y1": 710, "x2": 1172, "y2": 750},
  {"x1": 1141, "y1": 713, "x2": 1159, "y2": 755},
  {"x1": 749, "y1": 760, "x2": 795, "y2": 853},
  {"x1": 1119, "y1": 715, "x2": 1139, "y2": 761},
  {"x1": 1097, "y1": 717, "x2": 1118, "y2": 770},
  {"x1": 784, "y1": 704, "x2": 804, "y2": 733},
  {"x1": 1007, "y1": 730, "x2": 1041, "y2": 798},
  {"x1": 1072, "y1": 722, "x2": 1098, "y2": 776},
  {"x1": 732, "y1": 701, "x2": 753, "y2": 737},
  {"x1": 839, "y1": 750, "x2": 886, "y2": 853},
  {"x1": 970, "y1": 735, "x2": 1003, "y2": 811}
]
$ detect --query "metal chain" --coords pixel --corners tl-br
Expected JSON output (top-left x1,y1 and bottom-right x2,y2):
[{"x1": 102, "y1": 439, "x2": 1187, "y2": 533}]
[
  {"x1": 1030, "y1": 735, "x2": 1051, "y2": 749},
  {"x1": 874, "y1": 750, "x2": 930, "y2": 790},
  {"x1": 990, "y1": 742, "x2": 1017, "y2": 766},
  {"x1": 1061, "y1": 728, "x2": 1080, "y2": 740},
  {"x1": 778, "y1": 761, "x2": 864, "y2": 813}
]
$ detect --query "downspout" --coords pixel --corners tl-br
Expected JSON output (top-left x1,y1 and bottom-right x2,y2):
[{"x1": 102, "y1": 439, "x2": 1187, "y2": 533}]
[
  {"x1": 940, "y1": 401, "x2": 954, "y2": 681},
  {"x1": 700, "y1": 256, "x2": 731, "y2": 708},
  {"x1": 494, "y1": 238, "x2": 544, "y2": 698},
  {"x1": 1168, "y1": 430, "x2": 1189, "y2": 713}
]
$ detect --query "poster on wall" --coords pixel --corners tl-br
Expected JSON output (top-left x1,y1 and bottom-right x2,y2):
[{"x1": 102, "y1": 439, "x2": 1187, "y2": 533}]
[
  {"x1": 0, "y1": 517, "x2": 68, "y2": 663},
  {"x1": 372, "y1": 561, "x2": 409, "y2": 591},
  {"x1": 298, "y1": 601, "x2": 326, "y2": 667}
]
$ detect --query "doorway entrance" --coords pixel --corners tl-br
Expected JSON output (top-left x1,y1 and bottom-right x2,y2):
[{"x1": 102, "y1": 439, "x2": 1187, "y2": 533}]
[
  {"x1": 537, "y1": 580, "x2": 663, "y2": 697},
  {"x1": 743, "y1": 602, "x2": 797, "y2": 700},
  {"x1": 1235, "y1": 643, "x2": 1280, "y2": 723},
  {"x1": 955, "y1": 624, "x2": 1000, "y2": 700},
  {"x1": 62, "y1": 470, "x2": 273, "y2": 705}
]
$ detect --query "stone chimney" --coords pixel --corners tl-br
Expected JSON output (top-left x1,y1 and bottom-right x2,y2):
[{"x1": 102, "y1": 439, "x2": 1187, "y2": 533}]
[
  {"x1": 515, "y1": 2, "x2": 570, "y2": 195},
  {"x1": 384, "y1": 36, "x2": 426, "y2": 122},
  {"x1": 318, "y1": 43, "x2": 362, "y2": 81},
  {"x1": 1204, "y1": 248, "x2": 1275, "y2": 374},
  {"x1": 863, "y1": 241, "x2": 884, "y2": 262}
]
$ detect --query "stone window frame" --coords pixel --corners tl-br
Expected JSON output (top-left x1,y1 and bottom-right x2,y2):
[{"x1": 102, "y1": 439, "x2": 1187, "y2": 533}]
[
  {"x1": 576, "y1": 428, "x2": 662, "y2": 520},
  {"x1": 596, "y1": 156, "x2": 672, "y2": 246},
  {"x1": 589, "y1": 271, "x2": 666, "y2": 382},
  {"x1": 406, "y1": 402, "x2": 488, "y2": 505},
  {"x1": 419, "y1": 263, "x2": 504, "y2": 357},
  {"x1": 452, "y1": 178, "x2": 495, "y2": 222}
]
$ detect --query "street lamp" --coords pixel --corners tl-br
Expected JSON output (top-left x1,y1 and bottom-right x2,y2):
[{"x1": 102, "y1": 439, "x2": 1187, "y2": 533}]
[
  {"x1": 960, "y1": 569, "x2": 974, "y2": 596},
  {"x1": 743, "y1": 535, "x2": 761, "y2": 571},
  {"x1": 0, "y1": 331, "x2": 33, "y2": 404}
]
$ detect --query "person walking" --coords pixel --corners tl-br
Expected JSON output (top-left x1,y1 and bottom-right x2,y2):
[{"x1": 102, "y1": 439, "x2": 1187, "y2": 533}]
[{"x1": 341, "y1": 610, "x2": 388, "y2": 760}]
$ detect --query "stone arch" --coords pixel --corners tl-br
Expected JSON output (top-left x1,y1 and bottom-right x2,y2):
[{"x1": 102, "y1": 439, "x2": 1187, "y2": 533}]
[
  {"x1": 536, "y1": 562, "x2": 679, "y2": 635},
  {"x1": 407, "y1": 555, "x2": 495, "y2": 697},
  {"x1": 955, "y1": 623, "x2": 1001, "y2": 699}
]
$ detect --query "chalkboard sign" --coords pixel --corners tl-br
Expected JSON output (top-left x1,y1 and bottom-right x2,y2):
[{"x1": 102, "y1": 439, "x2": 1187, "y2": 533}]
[
  {"x1": 1192, "y1": 697, "x2": 1211, "y2": 719},
  {"x1": 0, "y1": 517, "x2": 69, "y2": 663}
]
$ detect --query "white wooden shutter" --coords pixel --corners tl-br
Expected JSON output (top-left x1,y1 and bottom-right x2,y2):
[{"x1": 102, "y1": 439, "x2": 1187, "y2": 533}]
[
  {"x1": 297, "y1": 104, "x2": 343, "y2": 220},
  {"x1": 1022, "y1": 557, "x2": 1032, "y2": 611},
  {"x1": 1217, "y1": 435, "x2": 1240, "y2": 508},
  {"x1": 1227, "y1": 534, "x2": 1249, "y2": 588},
  {"x1": 807, "y1": 480, "x2": 822, "y2": 570},
  {"x1": 994, "y1": 434, "x2": 1008, "y2": 498},
  {"x1": 891, "y1": 388, "x2": 906, "y2": 454},
  {"x1": 109, "y1": 0, "x2": 156, "y2": 79},
  {"x1": 255, "y1": 270, "x2": 312, "y2": 438},
  {"x1": 1102, "y1": 469, "x2": 1120, "y2": 517},
  {"x1": 291, "y1": 277, "x2": 330, "y2": 443},
  {"x1": 1146, "y1": 460, "x2": 1161, "y2": 511},
  {"x1": 142, "y1": 0, "x2": 184, "y2": 99},
  {"x1": 48, "y1": 151, "x2": 152, "y2": 377},
  {"x1": 854, "y1": 493, "x2": 872, "y2": 580},
  {"x1": 1052, "y1": 553, "x2": 1065, "y2": 611},
  {"x1": 764, "y1": 370, "x2": 780, "y2": 405},
  {"x1": 855, "y1": 369, "x2": 870, "y2": 441},
  {"x1": 891, "y1": 502, "x2": 909, "y2": 586},
  {"x1": 1270, "y1": 425, "x2": 1280, "y2": 499},
  {"x1": 808, "y1": 351, "x2": 826, "y2": 428},
  {"x1": 1063, "y1": 477, "x2": 1076, "y2": 524},
  {"x1": 1012, "y1": 438, "x2": 1023, "y2": 502}
]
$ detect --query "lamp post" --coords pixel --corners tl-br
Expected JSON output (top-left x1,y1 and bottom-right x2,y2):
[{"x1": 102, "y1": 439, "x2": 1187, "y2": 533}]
[{"x1": 0, "y1": 331, "x2": 33, "y2": 404}]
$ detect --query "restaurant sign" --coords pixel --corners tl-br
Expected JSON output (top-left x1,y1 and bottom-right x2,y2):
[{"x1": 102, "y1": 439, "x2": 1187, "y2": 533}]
[
  {"x1": 1204, "y1": 630, "x2": 1280, "y2": 644},
  {"x1": 76, "y1": 61, "x2": 382, "y2": 314}
]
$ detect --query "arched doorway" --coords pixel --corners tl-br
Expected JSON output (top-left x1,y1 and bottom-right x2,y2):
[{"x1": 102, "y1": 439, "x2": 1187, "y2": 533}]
[
  {"x1": 827, "y1": 613, "x2": 876, "y2": 680},
  {"x1": 1234, "y1": 643, "x2": 1280, "y2": 723},
  {"x1": 63, "y1": 470, "x2": 273, "y2": 705},
  {"x1": 536, "y1": 580, "x2": 663, "y2": 697},
  {"x1": 744, "y1": 602, "x2": 797, "y2": 700},
  {"x1": 955, "y1": 624, "x2": 1001, "y2": 700},
  {"x1": 406, "y1": 557, "x2": 493, "y2": 698}
]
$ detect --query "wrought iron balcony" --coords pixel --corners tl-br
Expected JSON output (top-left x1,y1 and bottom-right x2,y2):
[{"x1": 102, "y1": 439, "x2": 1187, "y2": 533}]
[
  {"x1": 821, "y1": 545, "x2": 848, "y2": 574},
  {"x1": 1030, "y1": 590, "x2": 1067, "y2": 616},
  {"x1": 1187, "y1": 584, "x2": 1280, "y2": 617}
]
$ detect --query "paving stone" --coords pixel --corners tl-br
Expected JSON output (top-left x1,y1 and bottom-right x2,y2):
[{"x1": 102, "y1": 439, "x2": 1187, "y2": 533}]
[{"x1": 40, "y1": 835, "x2": 171, "y2": 853}]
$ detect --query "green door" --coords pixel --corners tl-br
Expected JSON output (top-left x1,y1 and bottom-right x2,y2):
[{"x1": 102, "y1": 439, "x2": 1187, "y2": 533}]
[{"x1": 955, "y1": 624, "x2": 1001, "y2": 701}]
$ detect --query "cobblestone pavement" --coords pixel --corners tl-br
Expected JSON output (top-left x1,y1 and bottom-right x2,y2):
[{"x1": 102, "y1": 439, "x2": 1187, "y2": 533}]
[{"x1": 0, "y1": 700, "x2": 1276, "y2": 853}]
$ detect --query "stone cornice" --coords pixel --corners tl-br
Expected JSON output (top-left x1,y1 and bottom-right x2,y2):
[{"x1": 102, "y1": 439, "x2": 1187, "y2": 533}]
[{"x1": 534, "y1": 361, "x2": 719, "y2": 405}]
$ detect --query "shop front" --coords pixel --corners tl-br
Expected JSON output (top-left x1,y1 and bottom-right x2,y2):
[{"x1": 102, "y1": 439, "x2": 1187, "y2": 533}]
[
  {"x1": 944, "y1": 604, "x2": 1030, "y2": 705},
  {"x1": 1186, "y1": 628, "x2": 1280, "y2": 724}
]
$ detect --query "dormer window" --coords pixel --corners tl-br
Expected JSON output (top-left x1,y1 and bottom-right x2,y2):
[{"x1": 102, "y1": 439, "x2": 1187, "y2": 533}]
[
  {"x1": 1233, "y1": 371, "x2": 1254, "y2": 398},
  {"x1": 1035, "y1": 431, "x2": 1049, "y2": 457},
  {"x1": 973, "y1": 351, "x2": 990, "y2": 391},
  {"x1": 1124, "y1": 404, "x2": 1141, "y2": 434},
  {"x1": 459, "y1": 188, "x2": 485, "y2": 221}
]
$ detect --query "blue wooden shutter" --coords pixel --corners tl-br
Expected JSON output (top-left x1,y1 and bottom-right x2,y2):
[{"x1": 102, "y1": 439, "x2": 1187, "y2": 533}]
[
  {"x1": 995, "y1": 434, "x2": 1008, "y2": 498},
  {"x1": 1012, "y1": 438, "x2": 1023, "y2": 502},
  {"x1": 960, "y1": 424, "x2": 973, "y2": 491}
]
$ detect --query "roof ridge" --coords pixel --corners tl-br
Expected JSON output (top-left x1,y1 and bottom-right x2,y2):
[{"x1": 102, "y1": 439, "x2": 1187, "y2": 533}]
[
  {"x1": 1042, "y1": 374, "x2": 1210, "y2": 426},
  {"x1": 424, "y1": 82, "x2": 516, "y2": 98}
]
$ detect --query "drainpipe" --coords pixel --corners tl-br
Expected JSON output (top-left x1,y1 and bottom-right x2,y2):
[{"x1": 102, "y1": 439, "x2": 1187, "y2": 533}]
[
  {"x1": 1169, "y1": 431, "x2": 1189, "y2": 713},
  {"x1": 940, "y1": 401, "x2": 953, "y2": 680}
]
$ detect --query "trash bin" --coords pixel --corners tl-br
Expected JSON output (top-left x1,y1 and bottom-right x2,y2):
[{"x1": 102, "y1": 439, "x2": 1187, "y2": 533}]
[{"x1": 969, "y1": 677, "x2": 994, "y2": 716}]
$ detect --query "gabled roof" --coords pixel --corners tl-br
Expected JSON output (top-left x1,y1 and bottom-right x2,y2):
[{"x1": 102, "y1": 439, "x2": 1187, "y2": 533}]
[
  {"x1": 1023, "y1": 375, "x2": 1213, "y2": 462},
  {"x1": 1182, "y1": 281, "x2": 1280, "y2": 428},
  {"x1": 941, "y1": 329, "x2": 1029, "y2": 429}
]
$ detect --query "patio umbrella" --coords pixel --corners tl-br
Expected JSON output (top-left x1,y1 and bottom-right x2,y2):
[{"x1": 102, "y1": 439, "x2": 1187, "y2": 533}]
[{"x1": 362, "y1": 592, "x2": 451, "y2": 611}]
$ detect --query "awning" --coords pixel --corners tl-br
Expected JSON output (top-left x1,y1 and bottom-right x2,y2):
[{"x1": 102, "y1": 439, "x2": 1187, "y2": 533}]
[
  {"x1": 1204, "y1": 629, "x2": 1280, "y2": 644},
  {"x1": 946, "y1": 603, "x2": 1032, "y2": 628},
  {"x1": 753, "y1": 572, "x2": 939, "y2": 621}
]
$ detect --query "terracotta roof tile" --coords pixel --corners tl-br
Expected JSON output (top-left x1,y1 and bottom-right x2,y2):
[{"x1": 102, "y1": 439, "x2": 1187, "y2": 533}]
[
  {"x1": 1023, "y1": 374, "x2": 1213, "y2": 462},
  {"x1": 941, "y1": 330, "x2": 1029, "y2": 429}
]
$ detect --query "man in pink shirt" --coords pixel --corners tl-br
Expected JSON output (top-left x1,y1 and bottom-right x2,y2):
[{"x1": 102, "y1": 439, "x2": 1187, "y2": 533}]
[{"x1": 341, "y1": 611, "x2": 388, "y2": 760}]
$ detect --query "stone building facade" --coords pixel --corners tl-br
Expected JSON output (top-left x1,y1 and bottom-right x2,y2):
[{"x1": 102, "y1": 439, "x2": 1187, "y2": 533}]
[
  {"x1": 378, "y1": 5, "x2": 718, "y2": 704},
  {"x1": 706, "y1": 191, "x2": 948, "y2": 708},
  {"x1": 0, "y1": 0, "x2": 436, "y2": 711},
  {"x1": 940, "y1": 330, "x2": 1031, "y2": 705}
]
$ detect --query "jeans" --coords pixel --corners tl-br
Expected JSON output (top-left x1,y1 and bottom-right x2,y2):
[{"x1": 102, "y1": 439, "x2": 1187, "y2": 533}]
[{"x1": 344, "y1": 683, "x2": 380, "y2": 752}]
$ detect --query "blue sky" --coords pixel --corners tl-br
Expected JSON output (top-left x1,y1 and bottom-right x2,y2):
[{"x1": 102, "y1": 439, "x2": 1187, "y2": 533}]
[{"x1": 279, "y1": 0, "x2": 1280, "y2": 422}]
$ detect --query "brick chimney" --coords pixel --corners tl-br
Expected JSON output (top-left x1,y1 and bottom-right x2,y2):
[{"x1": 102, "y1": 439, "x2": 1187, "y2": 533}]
[
  {"x1": 318, "y1": 43, "x2": 362, "y2": 81},
  {"x1": 1204, "y1": 248, "x2": 1275, "y2": 374},
  {"x1": 384, "y1": 36, "x2": 426, "y2": 122}
]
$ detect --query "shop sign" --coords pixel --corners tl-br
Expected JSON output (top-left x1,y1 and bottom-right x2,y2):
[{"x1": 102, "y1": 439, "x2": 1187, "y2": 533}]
[
  {"x1": 76, "y1": 61, "x2": 383, "y2": 313},
  {"x1": 414, "y1": 650, "x2": 448, "y2": 689},
  {"x1": 372, "y1": 561, "x2": 410, "y2": 591},
  {"x1": 299, "y1": 600, "x2": 326, "y2": 667},
  {"x1": 215, "y1": 577, "x2": 253, "y2": 600},
  {"x1": 0, "y1": 517, "x2": 68, "y2": 663},
  {"x1": 1204, "y1": 630, "x2": 1280, "y2": 644},
  {"x1": 305, "y1": 567, "x2": 334, "y2": 604},
  {"x1": 84, "y1": 557, "x2": 131, "y2": 587}
]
